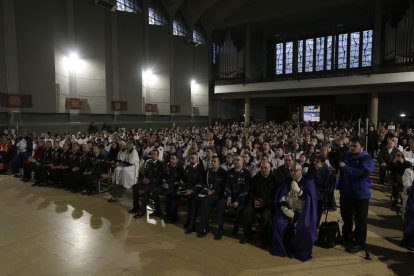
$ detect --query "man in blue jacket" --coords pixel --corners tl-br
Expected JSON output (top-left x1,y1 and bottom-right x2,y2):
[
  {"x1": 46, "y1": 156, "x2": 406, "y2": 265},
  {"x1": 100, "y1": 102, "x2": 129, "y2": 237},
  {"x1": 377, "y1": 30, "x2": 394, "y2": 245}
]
[{"x1": 338, "y1": 137, "x2": 374, "y2": 253}]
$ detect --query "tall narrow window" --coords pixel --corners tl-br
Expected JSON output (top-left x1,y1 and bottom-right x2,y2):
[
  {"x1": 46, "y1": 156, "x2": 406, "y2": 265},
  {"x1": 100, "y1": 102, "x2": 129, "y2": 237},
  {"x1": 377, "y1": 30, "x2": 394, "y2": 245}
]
[
  {"x1": 326, "y1": 36, "x2": 334, "y2": 70},
  {"x1": 193, "y1": 24, "x2": 206, "y2": 44},
  {"x1": 298, "y1": 40, "x2": 304, "y2": 73},
  {"x1": 362, "y1": 30, "x2": 373, "y2": 67},
  {"x1": 173, "y1": 17, "x2": 188, "y2": 37},
  {"x1": 275, "y1": 43, "x2": 284, "y2": 75},
  {"x1": 148, "y1": 5, "x2": 167, "y2": 26},
  {"x1": 117, "y1": 0, "x2": 141, "y2": 13},
  {"x1": 337, "y1": 33, "x2": 348, "y2": 69},
  {"x1": 285, "y1": 41, "x2": 293, "y2": 74},
  {"x1": 349, "y1": 32, "x2": 360, "y2": 68},
  {"x1": 305, "y1": 39, "x2": 314, "y2": 72},
  {"x1": 315, "y1": 37, "x2": 325, "y2": 71}
]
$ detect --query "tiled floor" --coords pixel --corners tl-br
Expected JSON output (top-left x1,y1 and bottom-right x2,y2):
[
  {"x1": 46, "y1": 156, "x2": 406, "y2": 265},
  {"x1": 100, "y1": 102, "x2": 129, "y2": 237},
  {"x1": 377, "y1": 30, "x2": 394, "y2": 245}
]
[{"x1": 0, "y1": 175, "x2": 412, "y2": 276}]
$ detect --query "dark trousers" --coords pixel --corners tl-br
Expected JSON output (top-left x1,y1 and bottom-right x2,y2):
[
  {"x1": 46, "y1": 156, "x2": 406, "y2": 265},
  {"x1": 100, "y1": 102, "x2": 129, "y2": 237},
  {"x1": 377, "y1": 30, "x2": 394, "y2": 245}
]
[
  {"x1": 132, "y1": 181, "x2": 158, "y2": 212},
  {"x1": 379, "y1": 165, "x2": 387, "y2": 184},
  {"x1": 151, "y1": 184, "x2": 177, "y2": 218},
  {"x1": 199, "y1": 194, "x2": 222, "y2": 228},
  {"x1": 79, "y1": 173, "x2": 98, "y2": 192},
  {"x1": 340, "y1": 193, "x2": 369, "y2": 245},
  {"x1": 185, "y1": 195, "x2": 199, "y2": 227},
  {"x1": 242, "y1": 205, "x2": 272, "y2": 242},
  {"x1": 217, "y1": 198, "x2": 245, "y2": 229}
]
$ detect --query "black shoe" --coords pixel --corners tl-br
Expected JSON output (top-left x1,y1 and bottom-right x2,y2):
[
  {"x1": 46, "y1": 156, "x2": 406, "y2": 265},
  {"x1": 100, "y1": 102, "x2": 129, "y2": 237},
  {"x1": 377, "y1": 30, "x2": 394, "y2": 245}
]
[
  {"x1": 81, "y1": 190, "x2": 88, "y2": 195},
  {"x1": 232, "y1": 225, "x2": 239, "y2": 235},
  {"x1": 31, "y1": 182, "x2": 39, "y2": 187},
  {"x1": 260, "y1": 240, "x2": 268, "y2": 249},
  {"x1": 133, "y1": 210, "x2": 146, "y2": 218},
  {"x1": 184, "y1": 225, "x2": 195, "y2": 234},
  {"x1": 239, "y1": 235, "x2": 252, "y2": 244},
  {"x1": 346, "y1": 243, "x2": 363, "y2": 253},
  {"x1": 197, "y1": 227, "x2": 209, "y2": 238},
  {"x1": 214, "y1": 226, "x2": 224, "y2": 240},
  {"x1": 128, "y1": 208, "x2": 139, "y2": 214}
]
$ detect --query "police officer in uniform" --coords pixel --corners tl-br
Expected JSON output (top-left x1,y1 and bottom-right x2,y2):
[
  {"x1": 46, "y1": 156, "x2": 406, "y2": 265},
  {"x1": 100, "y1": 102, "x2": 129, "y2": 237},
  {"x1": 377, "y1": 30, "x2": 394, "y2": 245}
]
[
  {"x1": 51, "y1": 142, "x2": 72, "y2": 187},
  {"x1": 197, "y1": 156, "x2": 227, "y2": 239},
  {"x1": 218, "y1": 154, "x2": 251, "y2": 235},
  {"x1": 64, "y1": 143, "x2": 83, "y2": 192},
  {"x1": 71, "y1": 144, "x2": 94, "y2": 193},
  {"x1": 151, "y1": 154, "x2": 184, "y2": 222},
  {"x1": 182, "y1": 152, "x2": 205, "y2": 234},
  {"x1": 131, "y1": 150, "x2": 164, "y2": 218},
  {"x1": 80, "y1": 144, "x2": 106, "y2": 195}
]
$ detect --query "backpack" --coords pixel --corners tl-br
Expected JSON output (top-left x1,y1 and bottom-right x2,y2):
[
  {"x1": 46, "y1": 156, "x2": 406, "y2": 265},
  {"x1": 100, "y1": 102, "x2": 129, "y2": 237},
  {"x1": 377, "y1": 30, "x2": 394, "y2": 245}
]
[{"x1": 317, "y1": 220, "x2": 341, "y2": 248}]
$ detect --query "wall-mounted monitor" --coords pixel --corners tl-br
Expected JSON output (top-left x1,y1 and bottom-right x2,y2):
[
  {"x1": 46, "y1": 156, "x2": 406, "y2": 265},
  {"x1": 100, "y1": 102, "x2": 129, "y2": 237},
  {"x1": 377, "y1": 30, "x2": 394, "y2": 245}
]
[{"x1": 302, "y1": 105, "x2": 320, "y2": 122}]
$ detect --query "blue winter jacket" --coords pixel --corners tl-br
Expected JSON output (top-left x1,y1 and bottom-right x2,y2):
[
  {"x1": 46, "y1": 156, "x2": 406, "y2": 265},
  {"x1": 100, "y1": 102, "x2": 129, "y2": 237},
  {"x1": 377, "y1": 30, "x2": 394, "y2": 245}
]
[{"x1": 338, "y1": 151, "x2": 374, "y2": 200}]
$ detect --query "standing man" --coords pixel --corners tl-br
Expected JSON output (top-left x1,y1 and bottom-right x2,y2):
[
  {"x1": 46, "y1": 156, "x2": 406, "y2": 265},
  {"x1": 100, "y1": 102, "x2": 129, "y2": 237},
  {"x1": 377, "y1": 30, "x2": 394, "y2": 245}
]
[{"x1": 338, "y1": 137, "x2": 374, "y2": 253}]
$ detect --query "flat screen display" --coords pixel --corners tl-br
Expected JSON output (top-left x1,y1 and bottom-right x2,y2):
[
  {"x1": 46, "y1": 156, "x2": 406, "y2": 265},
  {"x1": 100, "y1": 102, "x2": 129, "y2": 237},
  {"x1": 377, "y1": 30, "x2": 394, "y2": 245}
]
[{"x1": 302, "y1": 105, "x2": 320, "y2": 122}]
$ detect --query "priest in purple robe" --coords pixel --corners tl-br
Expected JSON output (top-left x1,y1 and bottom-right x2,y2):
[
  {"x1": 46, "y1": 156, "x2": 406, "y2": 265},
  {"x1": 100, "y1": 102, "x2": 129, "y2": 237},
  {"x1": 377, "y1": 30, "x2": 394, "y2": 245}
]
[{"x1": 270, "y1": 162, "x2": 318, "y2": 261}]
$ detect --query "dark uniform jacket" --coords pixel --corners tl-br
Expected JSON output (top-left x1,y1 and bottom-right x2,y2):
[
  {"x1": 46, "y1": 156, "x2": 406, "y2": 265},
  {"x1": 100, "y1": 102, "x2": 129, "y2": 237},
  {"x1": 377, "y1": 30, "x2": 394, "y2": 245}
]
[{"x1": 224, "y1": 168, "x2": 251, "y2": 204}]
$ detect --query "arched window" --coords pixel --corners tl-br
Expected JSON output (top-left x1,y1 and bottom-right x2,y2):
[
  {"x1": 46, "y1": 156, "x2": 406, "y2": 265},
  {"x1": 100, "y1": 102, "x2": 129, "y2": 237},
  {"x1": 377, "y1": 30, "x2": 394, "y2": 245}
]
[
  {"x1": 116, "y1": 0, "x2": 142, "y2": 13},
  {"x1": 173, "y1": 15, "x2": 188, "y2": 37},
  {"x1": 148, "y1": 0, "x2": 167, "y2": 26},
  {"x1": 193, "y1": 24, "x2": 206, "y2": 45}
]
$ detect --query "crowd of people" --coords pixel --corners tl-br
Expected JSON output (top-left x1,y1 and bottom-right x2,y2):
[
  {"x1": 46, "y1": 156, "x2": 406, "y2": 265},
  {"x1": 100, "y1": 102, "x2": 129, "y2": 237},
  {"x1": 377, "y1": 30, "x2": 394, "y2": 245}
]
[{"x1": 0, "y1": 119, "x2": 413, "y2": 261}]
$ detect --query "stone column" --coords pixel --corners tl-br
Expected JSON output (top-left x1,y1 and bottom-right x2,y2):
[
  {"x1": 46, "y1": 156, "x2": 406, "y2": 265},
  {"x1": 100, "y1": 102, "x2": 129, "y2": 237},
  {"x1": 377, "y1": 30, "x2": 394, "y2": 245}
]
[
  {"x1": 370, "y1": 92, "x2": 379, "y2": 127},
  {"x1": 244, "y1": 98, "x2": 251, "y2": 126}
]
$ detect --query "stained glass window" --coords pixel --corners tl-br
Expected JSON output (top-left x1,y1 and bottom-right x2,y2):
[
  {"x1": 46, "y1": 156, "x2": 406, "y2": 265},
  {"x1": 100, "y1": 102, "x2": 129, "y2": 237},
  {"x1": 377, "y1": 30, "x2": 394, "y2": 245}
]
[
  {"x1": 285, "y1": 42, "x2": 293, "y2": 74},
  {"x1": 326, "y1": 36, "x2": 334, "y2": 70},
  {"x1": 349, "y1": 32, "x2": 360, "y2": 68},
  {"x1": 362, "y1": 30, "x2": 373, "y2": 67},
  {"x1": 298, "y1": 40, "x2": 304, "y2": 73},
  {"x1": 212, "y1": 44, "x2": 220, "y2": 65},
  {"x1": 337, "y1": 34, "x2": 348, "y2": 69},
  {"x1": 276, "y1": 43, "x2": 284, "y2": 75},
  {"x1": 305, "y1": 39, "x2": 314, "y2": 72},
  {"x1": 315, "y1": 37, "x2": 325, "y2": 71}
]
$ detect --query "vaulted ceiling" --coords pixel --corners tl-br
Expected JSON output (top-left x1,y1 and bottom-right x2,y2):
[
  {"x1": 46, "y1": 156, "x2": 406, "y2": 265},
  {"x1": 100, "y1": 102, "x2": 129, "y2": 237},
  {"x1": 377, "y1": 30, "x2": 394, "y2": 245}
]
[{"x1": 160, "y1": 0, "x2": 409, "y2": 37}]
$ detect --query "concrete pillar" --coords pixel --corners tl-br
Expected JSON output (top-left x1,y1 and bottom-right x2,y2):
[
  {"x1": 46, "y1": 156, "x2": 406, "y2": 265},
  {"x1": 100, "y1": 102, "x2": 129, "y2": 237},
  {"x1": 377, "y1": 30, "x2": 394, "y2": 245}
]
[
  {"x1": 3, "y1": 0, "x2": 20, "y2": 95},
  {"x1": 373, "y1": 0, "x2": 383, "y2": 67},
  {"x1": 244, "y1": 98, "x2": 251, "y2": 126},
  {"x1": 245, "y1": 25, "x2": 251, "y2": 79},
  {"x1": 370, "y1": 92, "x2": 379, "y2": 127}
]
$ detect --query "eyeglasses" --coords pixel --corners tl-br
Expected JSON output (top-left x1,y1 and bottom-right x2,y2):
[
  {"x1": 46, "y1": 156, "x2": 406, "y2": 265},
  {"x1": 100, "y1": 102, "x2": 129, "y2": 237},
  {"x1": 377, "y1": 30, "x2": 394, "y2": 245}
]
[{"x1": 289, "y1": 169, "x2": 301, "y2": 172}]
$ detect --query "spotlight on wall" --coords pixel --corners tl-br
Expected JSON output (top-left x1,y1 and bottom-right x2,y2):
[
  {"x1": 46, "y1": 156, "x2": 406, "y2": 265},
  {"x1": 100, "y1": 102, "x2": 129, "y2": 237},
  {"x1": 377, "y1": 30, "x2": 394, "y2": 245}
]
[
  {"x1": 190, "y1": 79, "x2": 199, "y2": 93},
  {"x1": 63, "y1": 52, "x2": 83, "y2": 72},
  {"x1": 142, "y1": 69, "x2": 156, "y2": 86},
  {"x1": 400, "y1": 113, "x2": 406, "y2": 118}
]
